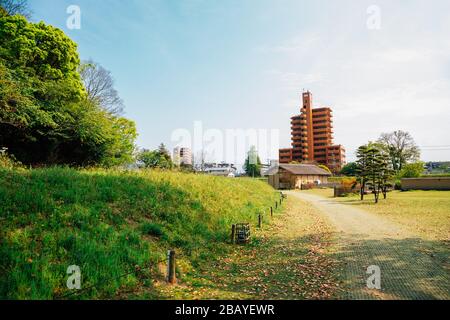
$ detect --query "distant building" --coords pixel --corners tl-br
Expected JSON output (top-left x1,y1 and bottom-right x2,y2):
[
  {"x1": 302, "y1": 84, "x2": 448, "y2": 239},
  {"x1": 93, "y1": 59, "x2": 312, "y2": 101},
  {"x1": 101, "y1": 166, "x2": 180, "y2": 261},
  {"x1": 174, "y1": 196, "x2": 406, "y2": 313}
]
[
  {"x1": 261, "y1": 160, "x2": 279, "y2": 177},
  {"x1": 201, "y1": 162, "x2": 237, "y2": 177},
  {"x1": 267, "y1": 164, "x2": 332, "y2": 189},
  {"x1": 279, "y1": 91, "x2": 346, "y2": 173},
  {"x1": 173, "y1": 147, "x2": 192, "y2": 166}
]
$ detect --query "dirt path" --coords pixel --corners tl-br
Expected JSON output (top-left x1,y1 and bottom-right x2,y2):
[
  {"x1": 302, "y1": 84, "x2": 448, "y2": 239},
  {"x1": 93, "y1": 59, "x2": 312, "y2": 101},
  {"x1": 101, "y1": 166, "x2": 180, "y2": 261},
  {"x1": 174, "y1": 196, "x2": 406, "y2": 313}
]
[
  {"x1": 157, "y1": 196, "x2": 341, "y2": 299},
  {"x1": 288, "y1": 191, "x2": 450, "y2": 300}
]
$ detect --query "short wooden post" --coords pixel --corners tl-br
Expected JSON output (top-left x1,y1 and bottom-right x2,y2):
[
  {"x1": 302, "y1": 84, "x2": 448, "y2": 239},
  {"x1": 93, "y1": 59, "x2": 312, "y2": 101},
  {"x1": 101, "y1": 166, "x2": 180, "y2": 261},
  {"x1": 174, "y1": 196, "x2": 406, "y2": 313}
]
[
  {"x1": 231, "y1": 224, "x2": 236, "y2": 244},
  {"x1": 270, "y1": 206, "x2": 273, "y2": 218},
  {"x1": 258, "y1": 213, "x2": 262, "y2": 228},
  {"x1": 279, "y1": 198, "x2": 282, "y2": 205},
  {"x1": 167, "y1": 250, "x2": 176, "y2": 284},
  {"x1": 275, "y1": 201, "x2": 278, "y2": 209}
]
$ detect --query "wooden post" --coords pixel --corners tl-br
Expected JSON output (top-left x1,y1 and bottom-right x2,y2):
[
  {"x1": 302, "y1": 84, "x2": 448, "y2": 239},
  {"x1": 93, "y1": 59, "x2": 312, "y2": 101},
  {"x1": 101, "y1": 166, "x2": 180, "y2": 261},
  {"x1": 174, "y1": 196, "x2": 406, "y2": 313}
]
[
  {"x1": 275, "y1": 201, "x2": 278, "y2": 209},
  {"x1": 279, "y1": 198, "x2": 282, "y2": 205},
  {"x1": 270, "y1": 206, "x2": 273, "y2": 218},
  {"x1": 258, "y1": 213, "x2": 262, "y2": 228},
  {"x1": 231, "y1": 224, "x2": 236, "y2": 244},
  {"x1": 167, "y1": 250, "x2": 176, "y2": 284}
]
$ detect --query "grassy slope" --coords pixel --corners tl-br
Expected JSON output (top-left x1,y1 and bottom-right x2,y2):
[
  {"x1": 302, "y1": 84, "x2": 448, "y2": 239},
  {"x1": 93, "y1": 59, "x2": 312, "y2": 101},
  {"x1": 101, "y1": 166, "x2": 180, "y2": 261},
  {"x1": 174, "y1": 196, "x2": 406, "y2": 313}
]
[
  {"x1": 0, "y1": 168, "x2": 278, "y2": 299},
  {"x1": 156, "y1": 196, "x2": 340, "y2": 300},
  {"x1": 302, "y1": 188, "x2": 450, "y2": 241}
]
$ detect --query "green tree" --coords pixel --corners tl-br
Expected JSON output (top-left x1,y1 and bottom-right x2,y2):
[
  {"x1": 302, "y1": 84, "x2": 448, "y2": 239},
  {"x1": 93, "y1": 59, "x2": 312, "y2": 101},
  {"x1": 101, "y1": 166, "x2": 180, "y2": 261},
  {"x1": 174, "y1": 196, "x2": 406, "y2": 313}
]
[
  {"x1": 0, "y1": 15, "x2": 136, "y2": 166},
  {"x1": 138, "y1": 144, "x2": 173, "y2": 169},
  {"x1": 356, "y1": 144, "x2": 394, "y2": 203},
  {"x1": 355, "y1": 145, "x2": 369, "y2": 200},
  {"x1": 399, "y1": 162, "x2": 425, "y2": 178},
  {"x1": 340, "y1": 162, "x2": 358, "y2": 176},
  {"x1": 243, "y1": 146, "x2": 261, "y2": 177}
]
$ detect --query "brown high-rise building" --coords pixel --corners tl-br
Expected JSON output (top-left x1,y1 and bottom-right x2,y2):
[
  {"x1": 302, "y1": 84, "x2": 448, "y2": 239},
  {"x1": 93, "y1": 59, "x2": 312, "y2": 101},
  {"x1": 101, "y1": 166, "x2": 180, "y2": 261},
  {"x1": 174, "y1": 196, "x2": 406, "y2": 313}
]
[{"x1": 279, "y1": 91, "x2": 346, "y2": 172}]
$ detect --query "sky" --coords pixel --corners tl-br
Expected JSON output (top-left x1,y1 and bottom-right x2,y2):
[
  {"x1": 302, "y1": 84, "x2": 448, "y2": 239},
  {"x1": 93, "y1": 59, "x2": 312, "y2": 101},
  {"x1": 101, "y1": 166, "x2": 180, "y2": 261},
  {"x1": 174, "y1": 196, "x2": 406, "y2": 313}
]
[{"x1": 29, "y1": 0, "x2": 450, "y2": 164}]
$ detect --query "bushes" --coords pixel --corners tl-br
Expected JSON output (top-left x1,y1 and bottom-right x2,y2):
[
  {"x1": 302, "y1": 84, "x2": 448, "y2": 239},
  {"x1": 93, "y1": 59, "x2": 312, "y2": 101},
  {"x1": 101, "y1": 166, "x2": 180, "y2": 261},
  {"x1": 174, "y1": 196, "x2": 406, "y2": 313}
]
[
  {"x1": 399, "y1": 162, "x2": 425, "y2": 178},
  {"x1": 0, "y1": 147, "x2": 22, "y2": 169}
]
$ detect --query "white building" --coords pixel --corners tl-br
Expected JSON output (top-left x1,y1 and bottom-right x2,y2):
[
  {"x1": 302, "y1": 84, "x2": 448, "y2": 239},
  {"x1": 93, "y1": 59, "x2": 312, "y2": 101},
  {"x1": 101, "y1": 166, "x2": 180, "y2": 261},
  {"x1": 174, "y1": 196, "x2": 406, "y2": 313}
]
[
  {"x1": 173, "y1": 147, "x2": 192, "y2": 166},
  {"x1": 201, "y1": 163, "x2": 237, "y2": 177}
]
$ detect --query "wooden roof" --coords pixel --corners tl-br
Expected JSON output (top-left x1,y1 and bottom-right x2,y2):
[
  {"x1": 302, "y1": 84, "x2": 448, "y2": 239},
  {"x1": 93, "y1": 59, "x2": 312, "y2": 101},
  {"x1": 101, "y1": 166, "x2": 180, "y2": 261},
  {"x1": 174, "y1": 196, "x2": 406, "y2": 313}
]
[{"x1": 268, "y1": 164, "x2": 332, "y2": 176}]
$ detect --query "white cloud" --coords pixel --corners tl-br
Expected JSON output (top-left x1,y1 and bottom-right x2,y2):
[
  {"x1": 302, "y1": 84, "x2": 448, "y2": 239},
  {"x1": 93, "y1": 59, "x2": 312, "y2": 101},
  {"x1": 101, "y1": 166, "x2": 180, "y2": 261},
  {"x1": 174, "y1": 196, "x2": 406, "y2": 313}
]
[{"x1": 257, "y1": 1, "x2": 450, "y2": 161}]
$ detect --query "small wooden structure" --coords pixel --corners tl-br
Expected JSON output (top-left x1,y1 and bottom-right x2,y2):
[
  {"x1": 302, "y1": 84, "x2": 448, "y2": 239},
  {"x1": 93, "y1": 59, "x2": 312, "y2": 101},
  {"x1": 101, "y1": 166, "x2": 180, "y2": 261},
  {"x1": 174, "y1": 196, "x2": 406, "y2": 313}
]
[
  {"x1": 234, "y1": 223, "x2": 251, "y2": 244},
  {"x1": 267, "y1": 164, "x2": 331, "y2": 190}
]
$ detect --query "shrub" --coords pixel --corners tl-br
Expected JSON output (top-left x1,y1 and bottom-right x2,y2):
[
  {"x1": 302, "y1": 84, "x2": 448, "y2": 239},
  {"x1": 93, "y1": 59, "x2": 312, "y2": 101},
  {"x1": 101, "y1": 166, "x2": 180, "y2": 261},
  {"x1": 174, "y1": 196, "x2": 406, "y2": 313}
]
[
  {"x1": 399, "y1": 162, "x2": 425, "y2": 178},
  {"x1": 0, "y1": 148, "x2": 22, "y2": 169}
]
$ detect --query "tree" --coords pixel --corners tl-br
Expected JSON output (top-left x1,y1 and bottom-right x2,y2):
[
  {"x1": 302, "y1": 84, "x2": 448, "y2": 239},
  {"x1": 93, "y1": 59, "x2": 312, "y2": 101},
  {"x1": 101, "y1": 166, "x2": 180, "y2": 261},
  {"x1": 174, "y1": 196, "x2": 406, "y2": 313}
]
[
  {"x1": 0, "y1": 15, "x2": 136, "y2": 166},
  {"x1": 377, "y1": 130, "x2": 420, "y2": 172},
  {"x1": 194, "y1": 149, "x2": 207, "y2": 171},
  {"x1": 138, "y1": 144, "x2": 173, "y2": 169},
  {"x1": 79, "y1": 60, "x2": 124, "y2": 115},
  {"x1": 355, "y1": 145, "x2": 369, "y2": 200},
  {"x1": 243, "y1": 146, "x2": 262, "y2": 177},
  {"x1": 399, "y1": 162, "x2": 425, "y2": 178},
  {"x1": 340, "y1": 162, "x2": 358, "y2": 176},
  {"x1": 0, "y1": 0, "x2": 31, "y2": 18},
  {"x1": 356, "y1": 144, "x2": 394, "y2": 203}
]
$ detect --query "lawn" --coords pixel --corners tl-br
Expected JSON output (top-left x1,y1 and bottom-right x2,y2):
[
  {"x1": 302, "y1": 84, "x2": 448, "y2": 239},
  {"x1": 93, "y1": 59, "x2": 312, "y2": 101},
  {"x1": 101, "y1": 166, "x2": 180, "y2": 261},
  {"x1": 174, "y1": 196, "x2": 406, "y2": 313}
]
[
  {"x1": 154, "y1": 196, "x2": 341, "y2": 300},
  {"x1": 302, "y1": 188, "x2": 450, "y2": 241},
  {"x1": 0, "y1": 167, "x2": 280, "y2": 299}
]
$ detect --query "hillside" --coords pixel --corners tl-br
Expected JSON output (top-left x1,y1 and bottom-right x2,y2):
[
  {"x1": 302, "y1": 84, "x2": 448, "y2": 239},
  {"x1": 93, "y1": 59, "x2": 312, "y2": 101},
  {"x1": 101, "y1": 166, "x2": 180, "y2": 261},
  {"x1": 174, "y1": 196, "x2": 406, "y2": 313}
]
[{"x1": 0, "y1": 168, "x2": 279, "y2": 299}]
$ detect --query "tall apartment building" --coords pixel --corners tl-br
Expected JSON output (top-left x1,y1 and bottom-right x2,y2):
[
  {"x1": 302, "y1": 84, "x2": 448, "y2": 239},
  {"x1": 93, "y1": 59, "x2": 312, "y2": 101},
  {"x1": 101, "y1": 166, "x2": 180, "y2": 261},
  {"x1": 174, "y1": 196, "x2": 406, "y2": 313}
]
[
  {"x1": 173, "y1": 147, "x2": 192, "y2": 166},
  {"x1": 279, "y1": 91, "x2": 346, "y2": 172}
]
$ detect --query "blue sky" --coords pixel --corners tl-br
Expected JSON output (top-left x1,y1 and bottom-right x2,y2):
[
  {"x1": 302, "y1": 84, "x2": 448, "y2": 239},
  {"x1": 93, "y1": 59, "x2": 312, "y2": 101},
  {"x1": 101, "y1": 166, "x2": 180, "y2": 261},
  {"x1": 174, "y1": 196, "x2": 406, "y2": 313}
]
[{"x1": 29, "y1": 0, "x2": 450, "y2": 164}]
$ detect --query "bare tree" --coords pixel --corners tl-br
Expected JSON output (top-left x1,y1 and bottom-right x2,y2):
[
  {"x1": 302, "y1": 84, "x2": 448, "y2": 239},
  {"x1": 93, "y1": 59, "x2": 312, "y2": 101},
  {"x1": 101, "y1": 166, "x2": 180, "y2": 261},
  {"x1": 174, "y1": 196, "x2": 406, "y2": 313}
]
[
  {"x1": 377, "y1": 130, "x2": 420, "y2": 172},
  {"x1": 79, "y1": 60, "x2": 124, "y2": 115},
  {"x1": 194, "y1": 149, "x2": 207, "y2": 171},
  {"x1": 0, "y1": 0, "x2": 31, "y2": 18}
]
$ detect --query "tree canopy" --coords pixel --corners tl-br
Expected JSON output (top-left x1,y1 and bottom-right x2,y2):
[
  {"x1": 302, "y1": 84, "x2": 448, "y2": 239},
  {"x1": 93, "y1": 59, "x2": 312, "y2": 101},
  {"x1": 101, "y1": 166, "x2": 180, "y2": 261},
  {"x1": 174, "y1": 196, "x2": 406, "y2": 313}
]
[
  {"x1": 377, "y1": 130, "x2": 420, "y2": 172},
  {"x1": 0, "y1": 15, "x2": 137, "y2": 166},
  {"x1": 340, "y1": 162, "x2": 358, "y2": 176},
  {"x1": 243, "y1": 146, "x2": 262, "y2": 177},
  {"x1": 138, "y1": 144, "x2": 174, "y2": 169}
]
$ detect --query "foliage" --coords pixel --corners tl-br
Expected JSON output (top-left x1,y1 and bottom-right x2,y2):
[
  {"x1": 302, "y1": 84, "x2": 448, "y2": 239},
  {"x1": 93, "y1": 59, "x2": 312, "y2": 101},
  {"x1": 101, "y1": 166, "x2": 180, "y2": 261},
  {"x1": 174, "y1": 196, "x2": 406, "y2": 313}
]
[
  {"x1": 0, "y1": 167, "x2": 279, "y2": 299},
  {"x1": 377, "y1": 130, "x2": 420, "y2": 172},
  {"x1": 318, "y1": 164, "x2": 332, "y2": 175},
  {"x1": 137, "y1": 144, "x2": 173, "y2": 169},
  {"x1": 0, "y1": 147, "x2": 22, "y2": 169},
  {"x1": 340, "y1": 162, "x2": 358, "y2": 176},
  {"x1": 399, "y1": 162, "x2": 425, "y2": 178},
  {"x1": 355, "y1": 143, "x2": 394, "y2": 203},
  {"x1": 243, "y1": 146, "x2": 262, "y2": 177},
  {"x1": 0, "y1": 15, "x2": 136, "y2": 167}
]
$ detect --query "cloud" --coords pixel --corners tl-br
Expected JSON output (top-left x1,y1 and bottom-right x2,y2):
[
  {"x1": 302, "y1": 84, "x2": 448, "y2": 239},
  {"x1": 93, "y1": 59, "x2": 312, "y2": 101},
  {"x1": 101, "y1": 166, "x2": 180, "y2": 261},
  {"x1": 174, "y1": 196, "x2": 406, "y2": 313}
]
[{"x1": 257, "y1": 1, "x2": 450, "y2": 161}]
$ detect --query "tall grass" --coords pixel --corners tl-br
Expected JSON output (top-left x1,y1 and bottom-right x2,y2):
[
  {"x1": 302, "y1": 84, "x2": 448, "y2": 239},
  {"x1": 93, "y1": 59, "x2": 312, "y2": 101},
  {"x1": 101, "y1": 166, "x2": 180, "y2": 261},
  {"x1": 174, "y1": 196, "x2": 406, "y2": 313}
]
[{"x1": 0, "y1": 167, "x2": 278, "y2": 299}]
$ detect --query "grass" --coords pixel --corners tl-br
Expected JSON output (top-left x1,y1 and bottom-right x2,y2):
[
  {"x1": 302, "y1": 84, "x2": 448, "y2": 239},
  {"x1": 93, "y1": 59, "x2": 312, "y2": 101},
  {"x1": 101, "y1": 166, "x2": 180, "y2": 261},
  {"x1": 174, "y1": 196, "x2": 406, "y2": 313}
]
[
  {"x1": 153, "y1": 196, "x2": 340, "y2": 300},
  {"x1": 302, "y1": 188, "x2": 450, "y2": 241},
  {"x1": 0, "y1": 167, "x2": 279, "y2": 299}
]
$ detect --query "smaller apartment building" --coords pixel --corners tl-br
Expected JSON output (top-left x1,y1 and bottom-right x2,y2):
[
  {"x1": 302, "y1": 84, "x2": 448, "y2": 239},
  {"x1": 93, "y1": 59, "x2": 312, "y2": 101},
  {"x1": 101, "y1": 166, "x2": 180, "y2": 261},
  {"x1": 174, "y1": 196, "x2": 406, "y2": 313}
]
[{"x1": 173, "y1": 147, "x2": 192, "y2": 166}]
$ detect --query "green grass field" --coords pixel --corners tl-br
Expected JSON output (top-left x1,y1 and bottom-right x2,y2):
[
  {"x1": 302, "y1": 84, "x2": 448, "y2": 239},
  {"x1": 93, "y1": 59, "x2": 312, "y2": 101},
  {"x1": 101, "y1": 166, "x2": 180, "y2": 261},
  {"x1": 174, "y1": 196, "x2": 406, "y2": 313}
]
[
  {"x1": 302, "y1": 188, "x2": 450, "y2": 241},
  {"x1": 0, "y1": 167, "x2": 279, "y2": 299}
]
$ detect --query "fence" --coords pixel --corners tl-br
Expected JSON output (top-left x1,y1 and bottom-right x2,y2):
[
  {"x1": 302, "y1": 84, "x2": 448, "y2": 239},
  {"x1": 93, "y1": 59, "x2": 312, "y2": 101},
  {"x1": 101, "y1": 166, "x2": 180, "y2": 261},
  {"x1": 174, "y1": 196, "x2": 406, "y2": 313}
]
[{"x1": 401, "y1": 177, "x2": 450, "y2": 191}]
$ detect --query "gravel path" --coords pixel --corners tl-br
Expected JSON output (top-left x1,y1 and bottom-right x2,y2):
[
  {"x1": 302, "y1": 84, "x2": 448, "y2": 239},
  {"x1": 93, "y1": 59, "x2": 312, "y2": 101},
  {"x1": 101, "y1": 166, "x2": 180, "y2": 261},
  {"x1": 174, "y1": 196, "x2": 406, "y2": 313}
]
[{"x1": 288, "y1": 191, "x2": 450, "y2": 300}]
